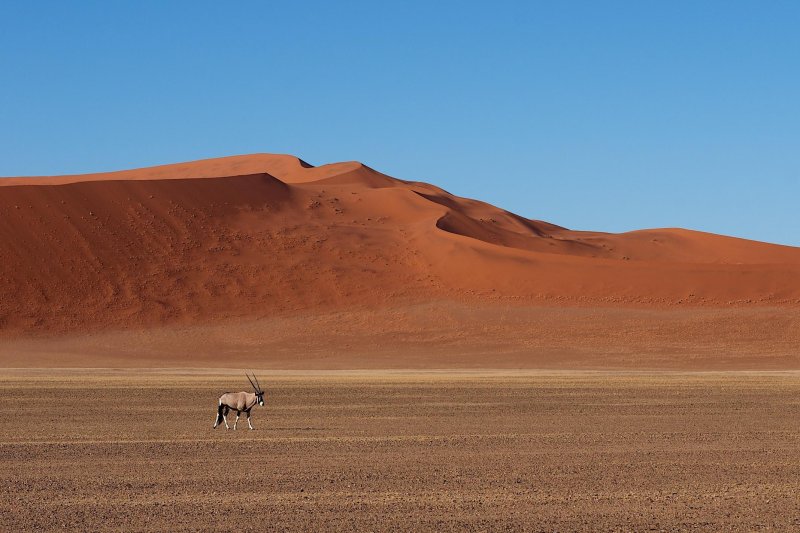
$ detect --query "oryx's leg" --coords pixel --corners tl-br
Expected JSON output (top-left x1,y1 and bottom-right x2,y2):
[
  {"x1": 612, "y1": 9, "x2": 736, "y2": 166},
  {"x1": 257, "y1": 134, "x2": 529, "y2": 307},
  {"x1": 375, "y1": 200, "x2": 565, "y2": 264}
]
[
  {"x1": 246, "y1": 410, "x2": 254, "y2": 430},
  {"x1": 233, "y1": 410, "x2": 240, "y2": 430},
  {"x1": 221, "y1": 406, "x2": 230, "y2": 430}
]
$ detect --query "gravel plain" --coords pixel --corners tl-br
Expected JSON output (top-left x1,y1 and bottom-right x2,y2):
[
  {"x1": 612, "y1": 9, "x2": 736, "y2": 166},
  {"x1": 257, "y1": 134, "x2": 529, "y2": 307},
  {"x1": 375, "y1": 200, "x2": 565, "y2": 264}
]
[{"x1": 1, "y1": 370, "x2": 799, "y2": 531}]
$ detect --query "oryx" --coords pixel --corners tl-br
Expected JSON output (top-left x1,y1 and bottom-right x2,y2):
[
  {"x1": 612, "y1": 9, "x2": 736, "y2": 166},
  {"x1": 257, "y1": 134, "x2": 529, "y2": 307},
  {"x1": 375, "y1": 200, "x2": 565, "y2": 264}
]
[{"x1": 214, "y1": 373, "x2": 265, "y2": 430}]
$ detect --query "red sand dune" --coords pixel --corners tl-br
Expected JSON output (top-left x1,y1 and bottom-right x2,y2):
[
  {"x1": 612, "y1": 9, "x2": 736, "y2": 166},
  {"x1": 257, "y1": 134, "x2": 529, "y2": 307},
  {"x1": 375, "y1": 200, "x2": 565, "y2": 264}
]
[{"x1": 1, "y1": 154, "x2": 799, "y2": 368}]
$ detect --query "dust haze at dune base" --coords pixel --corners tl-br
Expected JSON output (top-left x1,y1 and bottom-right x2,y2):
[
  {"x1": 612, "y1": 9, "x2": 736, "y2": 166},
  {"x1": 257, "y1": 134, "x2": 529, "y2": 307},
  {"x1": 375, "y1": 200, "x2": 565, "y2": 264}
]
[{"x1": 1, "y1": 154, "x2": 799, "y2": 369}]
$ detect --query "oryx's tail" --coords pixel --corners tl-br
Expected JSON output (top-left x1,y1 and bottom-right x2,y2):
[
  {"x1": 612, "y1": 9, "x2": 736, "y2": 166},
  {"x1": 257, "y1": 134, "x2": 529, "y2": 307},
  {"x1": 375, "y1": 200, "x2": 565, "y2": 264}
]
[{"x1": 214, "y1": 400, "x2": 225, "y2": 428}]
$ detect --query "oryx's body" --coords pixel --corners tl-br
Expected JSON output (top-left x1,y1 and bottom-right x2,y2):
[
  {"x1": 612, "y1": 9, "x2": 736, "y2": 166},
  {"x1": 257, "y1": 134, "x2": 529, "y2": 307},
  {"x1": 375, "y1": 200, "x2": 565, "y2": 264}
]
[
  {"x1": 219, "y1": 391, "x2": 260, "y2": 412},
  {"x1": 214, "y1": 373, "x2": 265, "y2": 430}
]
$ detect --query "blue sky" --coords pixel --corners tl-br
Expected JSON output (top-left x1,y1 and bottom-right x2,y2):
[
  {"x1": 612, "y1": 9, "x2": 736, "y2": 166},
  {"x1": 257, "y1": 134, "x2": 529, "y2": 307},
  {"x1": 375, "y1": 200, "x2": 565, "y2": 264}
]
[{"x1": 2, "y1": 1, "x2": 798, "y2": 245}]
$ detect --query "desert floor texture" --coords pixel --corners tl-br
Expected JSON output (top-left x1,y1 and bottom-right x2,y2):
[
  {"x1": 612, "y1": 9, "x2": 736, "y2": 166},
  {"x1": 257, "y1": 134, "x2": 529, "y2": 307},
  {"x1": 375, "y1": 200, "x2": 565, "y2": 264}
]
[{"x1": 2, "y1": 370, "x2": 799, "y2": 531}]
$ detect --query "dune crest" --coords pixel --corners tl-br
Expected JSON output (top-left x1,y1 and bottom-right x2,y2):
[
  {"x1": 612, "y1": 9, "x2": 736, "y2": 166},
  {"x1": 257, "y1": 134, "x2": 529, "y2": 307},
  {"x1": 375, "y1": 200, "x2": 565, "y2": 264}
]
[{"x1": 1, "y1": 153, "x2": 799, "y2": 335}]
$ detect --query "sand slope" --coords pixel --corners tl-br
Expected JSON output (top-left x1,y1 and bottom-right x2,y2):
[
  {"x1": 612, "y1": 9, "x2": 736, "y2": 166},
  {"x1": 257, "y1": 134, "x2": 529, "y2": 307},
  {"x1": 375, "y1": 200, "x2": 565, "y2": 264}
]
[{"x1": 2, "y1": 154, "x2": 799, "y2": 335}]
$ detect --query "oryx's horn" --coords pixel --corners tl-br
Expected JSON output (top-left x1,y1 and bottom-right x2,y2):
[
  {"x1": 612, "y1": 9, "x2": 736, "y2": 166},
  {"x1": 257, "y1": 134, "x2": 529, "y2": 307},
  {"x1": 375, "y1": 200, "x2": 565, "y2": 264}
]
[{"x1": 246, "y1": 372, "x2": 257, "y2": 391}]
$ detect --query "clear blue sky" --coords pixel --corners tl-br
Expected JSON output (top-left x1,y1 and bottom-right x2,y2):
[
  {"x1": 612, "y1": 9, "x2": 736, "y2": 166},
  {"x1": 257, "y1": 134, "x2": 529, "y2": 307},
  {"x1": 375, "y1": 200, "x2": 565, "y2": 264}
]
[{"x1": 2, "y1": 1, "x2": 798, "y2": 245}]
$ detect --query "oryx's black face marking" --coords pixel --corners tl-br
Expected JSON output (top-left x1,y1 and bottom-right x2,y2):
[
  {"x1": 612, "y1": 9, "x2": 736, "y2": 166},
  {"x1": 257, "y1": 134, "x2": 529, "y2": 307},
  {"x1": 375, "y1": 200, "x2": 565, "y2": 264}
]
[{"x1": 256, "y1": 392, "x2": 265, "y2": 406}]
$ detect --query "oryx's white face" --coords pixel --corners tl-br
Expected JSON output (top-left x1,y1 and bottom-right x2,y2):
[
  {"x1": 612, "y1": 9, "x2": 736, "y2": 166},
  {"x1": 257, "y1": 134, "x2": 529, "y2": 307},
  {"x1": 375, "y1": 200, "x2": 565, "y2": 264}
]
[{"x1": 256, "y1": 391, "x2": 265, "y2": 406}]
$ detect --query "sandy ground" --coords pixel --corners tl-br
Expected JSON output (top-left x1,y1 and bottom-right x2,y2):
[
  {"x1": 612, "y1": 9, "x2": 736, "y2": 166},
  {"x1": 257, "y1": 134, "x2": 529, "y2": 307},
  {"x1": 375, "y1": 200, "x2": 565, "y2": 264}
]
[
  {"x1": 2, "y1": 304, "x2": 799, "y2": 370},
  {"x1": 2, "y1": 370, "x2": 799, "y2": 531}
]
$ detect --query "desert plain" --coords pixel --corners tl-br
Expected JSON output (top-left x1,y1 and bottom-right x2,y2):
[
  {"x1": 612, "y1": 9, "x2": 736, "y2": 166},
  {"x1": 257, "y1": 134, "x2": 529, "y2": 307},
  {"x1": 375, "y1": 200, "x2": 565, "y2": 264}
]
[
  {"x1": 2, "y1": 154, "x2": 800, "y2": 531},
  {"x1": 2, "y1": 370, "x2": 800, "y2": 531}
]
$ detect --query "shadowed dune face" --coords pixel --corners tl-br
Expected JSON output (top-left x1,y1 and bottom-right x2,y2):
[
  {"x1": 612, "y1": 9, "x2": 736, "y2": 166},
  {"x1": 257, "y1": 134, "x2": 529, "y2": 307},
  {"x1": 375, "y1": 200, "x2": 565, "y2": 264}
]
[{"x1": 1, "y1": 153, "x2": 799, "y2": 341}]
